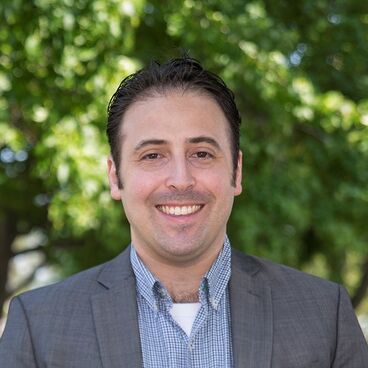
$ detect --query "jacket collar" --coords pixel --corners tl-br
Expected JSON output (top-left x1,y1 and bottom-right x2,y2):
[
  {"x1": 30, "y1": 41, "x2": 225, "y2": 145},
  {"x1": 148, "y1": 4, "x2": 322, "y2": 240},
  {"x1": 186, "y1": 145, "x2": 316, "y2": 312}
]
[
  {"x1": 230, "y1": 249, "x2": 273, "y2": 368},
  {"x1": 91, "y1": 246, "x2": 143, "y2": 368},
  {"x1": 90, "y1": 246, "x2": 273, "y2": 368}
]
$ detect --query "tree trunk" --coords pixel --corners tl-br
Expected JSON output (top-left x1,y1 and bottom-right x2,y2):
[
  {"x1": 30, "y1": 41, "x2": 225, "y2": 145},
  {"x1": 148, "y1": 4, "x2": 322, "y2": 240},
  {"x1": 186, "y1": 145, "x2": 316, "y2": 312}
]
[
  {"x1": 352, "y1": 257, "x2": 368, "y2": 309},
  {"x1": 0, "y1": 214, "x2": 17, "y2": 319}
]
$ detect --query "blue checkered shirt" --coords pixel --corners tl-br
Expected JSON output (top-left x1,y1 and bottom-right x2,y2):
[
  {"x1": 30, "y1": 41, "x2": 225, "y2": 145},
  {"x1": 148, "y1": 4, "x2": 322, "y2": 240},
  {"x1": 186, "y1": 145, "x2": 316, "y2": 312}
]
[{"x1": 130, "y1": 237, "x2": 233, "y2": 368}]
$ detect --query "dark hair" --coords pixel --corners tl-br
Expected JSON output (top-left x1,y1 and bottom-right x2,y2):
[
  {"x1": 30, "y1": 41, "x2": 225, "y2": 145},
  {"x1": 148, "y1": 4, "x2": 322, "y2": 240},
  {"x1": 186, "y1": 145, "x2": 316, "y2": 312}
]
[{"x1": 107, "y1": 57, "x2": 241, "y2": 186}]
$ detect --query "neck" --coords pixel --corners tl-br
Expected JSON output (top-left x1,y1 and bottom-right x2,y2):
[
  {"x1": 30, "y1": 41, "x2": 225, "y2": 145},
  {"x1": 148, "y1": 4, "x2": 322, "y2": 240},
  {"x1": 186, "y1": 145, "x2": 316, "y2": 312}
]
[
  {"x1": 134, "y1": 244, "x2": 223, "y2": 303},
  {"x1": 159, "y1": 263, "x2": 205, "y2": 303}
]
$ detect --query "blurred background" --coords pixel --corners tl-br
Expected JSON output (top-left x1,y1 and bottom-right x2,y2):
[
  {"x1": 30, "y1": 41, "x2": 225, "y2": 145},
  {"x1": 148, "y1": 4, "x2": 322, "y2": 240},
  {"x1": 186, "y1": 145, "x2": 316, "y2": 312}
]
[{"x1": 0, "y1": 0, "x2": 367, "y2": 338}]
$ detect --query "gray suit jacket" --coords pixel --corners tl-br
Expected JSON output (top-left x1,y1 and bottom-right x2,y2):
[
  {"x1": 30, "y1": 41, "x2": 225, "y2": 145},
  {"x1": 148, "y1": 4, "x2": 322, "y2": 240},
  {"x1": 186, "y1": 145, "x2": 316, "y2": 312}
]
[{"x1": 1, "y1": 246, "x2": 367, "y2": 367}]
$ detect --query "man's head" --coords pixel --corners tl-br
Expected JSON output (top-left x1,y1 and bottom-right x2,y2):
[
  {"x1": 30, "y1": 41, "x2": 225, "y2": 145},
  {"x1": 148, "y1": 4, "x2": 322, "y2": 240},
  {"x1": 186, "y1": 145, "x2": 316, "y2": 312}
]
[
  {"x1": 106, "y1": 57, "x2": 241, "y2": 187},
  {"x1": 106, "y1": 57, "x2": 243, "y2": 267}
]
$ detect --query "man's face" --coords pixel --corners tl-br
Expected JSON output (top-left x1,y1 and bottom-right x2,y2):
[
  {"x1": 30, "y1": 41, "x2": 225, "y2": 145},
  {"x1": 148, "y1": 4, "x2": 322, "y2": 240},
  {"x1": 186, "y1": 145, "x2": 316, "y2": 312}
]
[{"x1": 108, "y1": 90, "x2": 242, "y2": 266}]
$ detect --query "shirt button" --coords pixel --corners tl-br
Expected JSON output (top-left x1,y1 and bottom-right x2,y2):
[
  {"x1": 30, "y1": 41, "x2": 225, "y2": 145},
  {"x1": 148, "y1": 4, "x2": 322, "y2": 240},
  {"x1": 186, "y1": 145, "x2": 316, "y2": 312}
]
[{"x1": 211, "y1": 298, "x2": 218, "y2": 309}]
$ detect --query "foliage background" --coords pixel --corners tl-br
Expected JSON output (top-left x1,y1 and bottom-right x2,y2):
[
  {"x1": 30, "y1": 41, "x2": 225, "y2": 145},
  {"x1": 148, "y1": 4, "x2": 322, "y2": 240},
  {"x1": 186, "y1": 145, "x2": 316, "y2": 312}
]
[{"x1": 1, "y1": 0, "x2": 368, "y2": 319}]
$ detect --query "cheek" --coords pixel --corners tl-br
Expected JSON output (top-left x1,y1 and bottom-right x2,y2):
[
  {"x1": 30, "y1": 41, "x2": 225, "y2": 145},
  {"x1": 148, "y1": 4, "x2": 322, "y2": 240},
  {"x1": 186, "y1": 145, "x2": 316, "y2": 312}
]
[
  {"x1": 199, "y1": 175, "x2": 234, "y2": 202},
  {"x1": 122, "y1": 171, "x2": 160, "y2": 201}
]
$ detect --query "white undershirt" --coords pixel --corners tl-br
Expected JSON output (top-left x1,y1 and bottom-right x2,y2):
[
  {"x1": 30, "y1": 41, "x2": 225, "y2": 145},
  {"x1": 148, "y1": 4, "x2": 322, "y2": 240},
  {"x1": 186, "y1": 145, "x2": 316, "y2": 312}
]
[{"x1": 169, "y1": 303, "x2": 201, "y2": 336}]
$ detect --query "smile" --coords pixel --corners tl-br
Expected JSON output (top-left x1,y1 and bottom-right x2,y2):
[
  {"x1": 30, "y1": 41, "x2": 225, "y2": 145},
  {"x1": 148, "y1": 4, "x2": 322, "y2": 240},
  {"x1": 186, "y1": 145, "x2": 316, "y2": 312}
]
[{"x1": 156, "y1": 205, "x2": 203, "y2": 216}]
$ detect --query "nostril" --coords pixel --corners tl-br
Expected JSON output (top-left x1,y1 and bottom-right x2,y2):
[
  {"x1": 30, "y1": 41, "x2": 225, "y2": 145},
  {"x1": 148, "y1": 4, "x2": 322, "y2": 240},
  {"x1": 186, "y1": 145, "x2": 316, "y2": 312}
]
[{"x1": 165, "y1": 166, "x2": 196, "y2": 191}]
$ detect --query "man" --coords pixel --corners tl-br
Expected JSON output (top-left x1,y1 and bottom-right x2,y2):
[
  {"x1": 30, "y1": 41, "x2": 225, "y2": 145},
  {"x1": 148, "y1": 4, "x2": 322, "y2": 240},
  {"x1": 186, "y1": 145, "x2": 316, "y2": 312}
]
[{"x1": 1, "y1": 57, "x2": 367, "y2": 367}]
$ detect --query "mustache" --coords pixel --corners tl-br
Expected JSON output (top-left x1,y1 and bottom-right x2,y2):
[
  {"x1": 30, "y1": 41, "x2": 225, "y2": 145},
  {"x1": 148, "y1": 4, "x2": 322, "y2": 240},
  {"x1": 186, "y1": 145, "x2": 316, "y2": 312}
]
[{"x1": 150, "y1": 190, "x2": 214, "y2": 204}]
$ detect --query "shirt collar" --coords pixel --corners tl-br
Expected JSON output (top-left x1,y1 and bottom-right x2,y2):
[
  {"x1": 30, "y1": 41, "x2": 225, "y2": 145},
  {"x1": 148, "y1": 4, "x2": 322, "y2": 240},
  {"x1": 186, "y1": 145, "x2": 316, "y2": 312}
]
[
  {"x1": 130, "y1": 246, "x2": 160, "y2": 311},
  {"x1": 203, "y1": 235, "x2": 231, "y2": 310},
  {"x1": 130, "y1": 236, "x2": 232, "y2": 312}
]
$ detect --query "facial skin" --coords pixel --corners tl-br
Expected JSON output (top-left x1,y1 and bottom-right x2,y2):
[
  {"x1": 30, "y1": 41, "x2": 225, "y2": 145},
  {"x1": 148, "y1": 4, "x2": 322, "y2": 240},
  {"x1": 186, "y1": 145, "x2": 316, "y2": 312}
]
[{"x1": 108, "y1": 90, "x2": 242, "y2": 269}]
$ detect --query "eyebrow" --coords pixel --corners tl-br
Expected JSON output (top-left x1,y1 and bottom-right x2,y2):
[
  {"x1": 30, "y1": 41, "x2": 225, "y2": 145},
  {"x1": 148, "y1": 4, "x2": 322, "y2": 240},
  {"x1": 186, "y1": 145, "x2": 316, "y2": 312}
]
[
  {"x1": 134, "y1": 139, "x2": 167, "y2": 151},
  {"x1": 133, "y1": 136, "x2": 221, "y2": 151},
  {"x1": 187, "y1": 136, "x2": 221, "y2": 150}
]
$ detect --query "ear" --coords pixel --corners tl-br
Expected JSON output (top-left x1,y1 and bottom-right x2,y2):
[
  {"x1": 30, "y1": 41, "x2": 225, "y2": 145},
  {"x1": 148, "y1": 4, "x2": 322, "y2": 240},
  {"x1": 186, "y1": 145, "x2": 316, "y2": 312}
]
[
  {"x1": 234, "y1": 151, "x2": 243, "y2": 196},
  {"x1": 107, "y1": 156, "x2": 122, "y2": 200}
]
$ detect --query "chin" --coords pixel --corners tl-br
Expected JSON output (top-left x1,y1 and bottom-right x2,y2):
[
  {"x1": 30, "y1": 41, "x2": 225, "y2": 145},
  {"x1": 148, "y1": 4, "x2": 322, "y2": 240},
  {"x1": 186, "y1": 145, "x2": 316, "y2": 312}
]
[{"x1": 158, "y1": 239, "x2": 208, "y2": 262}]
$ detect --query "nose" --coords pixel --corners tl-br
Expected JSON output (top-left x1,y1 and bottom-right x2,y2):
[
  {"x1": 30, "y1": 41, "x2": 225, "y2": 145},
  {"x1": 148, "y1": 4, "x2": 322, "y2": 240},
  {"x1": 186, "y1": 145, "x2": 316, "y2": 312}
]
[{"x1": 165, "y1": 156, "x2": 196, "y2": 191}]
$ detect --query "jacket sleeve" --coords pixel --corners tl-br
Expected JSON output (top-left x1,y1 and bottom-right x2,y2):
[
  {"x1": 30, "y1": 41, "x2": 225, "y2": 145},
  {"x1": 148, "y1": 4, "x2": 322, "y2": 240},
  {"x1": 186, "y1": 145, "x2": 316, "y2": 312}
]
[
  {"x1": 0, "y1": 296, "x2": 38, "y2": 367},
  {"x1": 332, "y1": 285, "x2": 368, "y2": 367}
]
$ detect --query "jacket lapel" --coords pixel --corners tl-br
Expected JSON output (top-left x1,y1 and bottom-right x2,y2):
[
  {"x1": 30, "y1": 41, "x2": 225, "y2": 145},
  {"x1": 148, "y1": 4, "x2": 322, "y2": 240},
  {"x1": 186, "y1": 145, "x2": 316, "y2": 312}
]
[
  {"x1": 90, "y1": 246, "x2": 273, "y2": 367},
  {"x1": 91, "y1": 247, "x2": 143, "y2": 368},
  {"x1": 230, "y1": 250, "x2": 273, "y2": 368}
]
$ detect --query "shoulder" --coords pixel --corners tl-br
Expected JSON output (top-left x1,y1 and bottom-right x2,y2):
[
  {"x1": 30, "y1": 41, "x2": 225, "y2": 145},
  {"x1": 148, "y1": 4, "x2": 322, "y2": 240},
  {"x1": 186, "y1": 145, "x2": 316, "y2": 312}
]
[
  {"x1": 232, "y1": 248, "x2": 340, "y2": 300},
  {"x1": 14, "y1": 247, "x2": 132, "y2": 312},
  {"x1": 18, "y1": 263, "x2": 104, "y2": 306}
]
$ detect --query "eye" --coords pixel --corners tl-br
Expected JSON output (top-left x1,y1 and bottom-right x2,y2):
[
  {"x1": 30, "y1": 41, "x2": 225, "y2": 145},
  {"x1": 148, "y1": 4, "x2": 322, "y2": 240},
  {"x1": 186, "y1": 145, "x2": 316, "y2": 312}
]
[
  {"x1": 141, "y1": 153, "x2": 161, "y2": 160},
  {"x1": 193, "y1": 151, "x2": 214, "y2": 159}
]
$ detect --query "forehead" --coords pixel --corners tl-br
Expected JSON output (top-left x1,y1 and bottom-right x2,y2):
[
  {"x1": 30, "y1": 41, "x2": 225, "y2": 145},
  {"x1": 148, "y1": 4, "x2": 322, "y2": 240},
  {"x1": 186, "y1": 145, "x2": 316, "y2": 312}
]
[{"x1": 120, "y1": 90, "x2": 231, "y2": 146}]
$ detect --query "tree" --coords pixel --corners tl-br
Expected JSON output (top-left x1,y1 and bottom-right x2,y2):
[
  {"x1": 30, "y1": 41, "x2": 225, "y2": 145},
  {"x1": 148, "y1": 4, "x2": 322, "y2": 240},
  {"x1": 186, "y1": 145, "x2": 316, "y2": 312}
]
[
  {"x1": 0, "y1": 0, "x2": 144, "y2": 317},
  {"x1": 1, "y1": 0, "x2": 367, "y2": 318}
]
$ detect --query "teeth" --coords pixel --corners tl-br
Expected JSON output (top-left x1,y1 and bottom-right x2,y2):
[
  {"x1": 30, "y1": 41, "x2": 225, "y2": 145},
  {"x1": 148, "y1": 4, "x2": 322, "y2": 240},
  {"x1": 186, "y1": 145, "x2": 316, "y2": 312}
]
[{"x1": 158, "y1": 205, "x2": 202, "y2": 216}]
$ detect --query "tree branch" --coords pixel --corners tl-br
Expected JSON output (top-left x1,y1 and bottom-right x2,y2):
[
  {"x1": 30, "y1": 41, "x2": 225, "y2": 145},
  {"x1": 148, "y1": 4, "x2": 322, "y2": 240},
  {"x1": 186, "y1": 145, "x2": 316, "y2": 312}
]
[
  {"x1": 12, "y1": 245, "x2": 45, "y2": 257},
  {"x1": 11, "y1": 238, "x2": 84, "y2": 257},
  {"x1": 294, "y1": 122, "x2": 326, "y2": 143}
]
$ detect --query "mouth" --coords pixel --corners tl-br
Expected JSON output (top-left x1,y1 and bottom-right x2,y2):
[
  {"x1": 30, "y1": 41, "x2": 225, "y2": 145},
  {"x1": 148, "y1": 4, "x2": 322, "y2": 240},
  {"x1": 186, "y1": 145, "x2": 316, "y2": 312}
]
[{"x1": 156, "y1": 204, "x2": 203, "y2": 216}]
